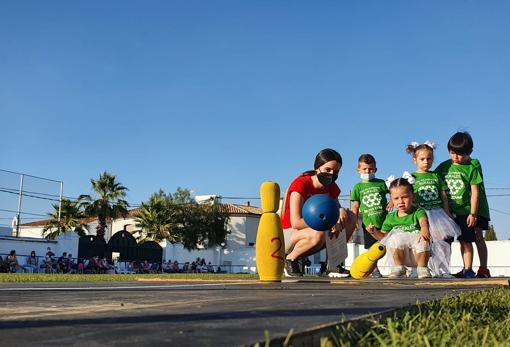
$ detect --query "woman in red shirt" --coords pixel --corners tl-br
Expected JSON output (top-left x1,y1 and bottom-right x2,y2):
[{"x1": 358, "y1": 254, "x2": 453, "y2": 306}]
[{"x1": 281, "y1": 148, "x2": 356, "y2": 277}]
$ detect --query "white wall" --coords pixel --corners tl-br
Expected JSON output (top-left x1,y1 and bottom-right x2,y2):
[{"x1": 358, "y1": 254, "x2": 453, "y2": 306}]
[{"x1": 0, "y1": 232, "x2": 79, "y2": 262}]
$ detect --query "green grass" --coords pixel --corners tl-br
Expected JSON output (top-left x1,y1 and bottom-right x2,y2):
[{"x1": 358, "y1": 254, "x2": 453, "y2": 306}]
[
  {"x1": 323, "y1": 287, "x2": 510, "y2": 347},
  {"x1": 0, "y1": 273, "x2": 258, "y2": 283}
]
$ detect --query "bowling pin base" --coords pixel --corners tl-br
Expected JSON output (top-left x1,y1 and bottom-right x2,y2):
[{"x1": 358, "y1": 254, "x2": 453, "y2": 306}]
[{"x1": 259, "y1": 278, "x2": 282, "y2": 282}]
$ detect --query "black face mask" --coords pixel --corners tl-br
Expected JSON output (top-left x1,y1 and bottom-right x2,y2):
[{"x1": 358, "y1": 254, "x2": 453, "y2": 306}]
[{"x1": 317, "y1": 172, "x2": 338, "y2": 186}]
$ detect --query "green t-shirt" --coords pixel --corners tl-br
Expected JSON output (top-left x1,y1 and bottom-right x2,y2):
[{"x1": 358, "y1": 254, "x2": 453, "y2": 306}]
[
  {"x1": 435, "y1": 159, "x2": 484, "y2": 217},
  {"x1": 413, "y1": 172, "x2": 447, "y2": 210},
  {"x1": 350, "y1": 178, "x2": 388, "y2": 229},
  {"x1": 381, "y1": 207, "x2": 427, "y2": 234},
  {"x1": 471, "y1": 159, "x2": 490, "y2": 220}
]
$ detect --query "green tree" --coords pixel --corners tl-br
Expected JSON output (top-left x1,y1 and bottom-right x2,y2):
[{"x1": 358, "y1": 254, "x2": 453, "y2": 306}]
[
  {"x1": 134, "y1": 190, "x2": 179, "y2": 243},
  {"x1": 135, "y1": 187, "x2": 230, "y2": 249},
  {"x1": 42, "y1": 199, "x2": 87, "y2": 239},
  {"x1": 171, "y1": 188, "x2": 230, "y2": 250},
  {"x1": 79, "y1": 172, "x2": 129, "y2": 240},
  {"x1": 485, "y1": 224, "x2": 497, "y2": 241}
]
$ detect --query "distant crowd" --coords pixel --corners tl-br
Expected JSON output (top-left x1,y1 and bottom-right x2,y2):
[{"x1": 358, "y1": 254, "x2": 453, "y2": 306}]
[{"x1": 0, "y1": 248, "x2": 222, "y2": 274}]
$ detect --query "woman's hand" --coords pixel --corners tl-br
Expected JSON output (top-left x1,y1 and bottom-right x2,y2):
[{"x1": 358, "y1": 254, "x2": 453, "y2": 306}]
[{"x1": 331, "y1": 221, "x2": 344, "y2": 234}]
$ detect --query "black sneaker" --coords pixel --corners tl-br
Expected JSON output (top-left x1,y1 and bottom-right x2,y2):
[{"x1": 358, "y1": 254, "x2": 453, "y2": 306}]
[{"x1": 284, "y1": 259, "x2": 303, "y2": 277}]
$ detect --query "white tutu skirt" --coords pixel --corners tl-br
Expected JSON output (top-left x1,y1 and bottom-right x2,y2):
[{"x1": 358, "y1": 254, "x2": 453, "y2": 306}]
[
  {"x1": 425, "y1": 208, "x2": 461, "y2": 241},
  {"x1": 380, "y1": 230, "x2": 451, "y2": 277},
  {"x1": 428, "y1": 240, "x2": 452, "y2": 277},
  {"x1": 380, "y1": 230, "x2": 429, "y2": 252}
]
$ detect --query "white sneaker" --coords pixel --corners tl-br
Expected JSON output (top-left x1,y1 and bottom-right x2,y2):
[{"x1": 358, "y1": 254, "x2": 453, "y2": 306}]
[
  {"x1": 440, "y1": 273, "x2": 455, "y2": 279},
  {"x1": 327, "y1": 265, "x2": 350, "y2": 278},
  {"x1": 388, "y1": 266, "x2": 407, "y2": 278},
  {"x1": 328, "y1": 271, "x2": 350, "y2": 278},
  {"x1": 417, "y1": 267, "x2": 432, "y2": 279}
]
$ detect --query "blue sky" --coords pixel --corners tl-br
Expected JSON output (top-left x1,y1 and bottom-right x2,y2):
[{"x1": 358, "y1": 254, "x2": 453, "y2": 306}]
[{"x1": 1, "y1": 1, "x2": 510, "y2": 239}]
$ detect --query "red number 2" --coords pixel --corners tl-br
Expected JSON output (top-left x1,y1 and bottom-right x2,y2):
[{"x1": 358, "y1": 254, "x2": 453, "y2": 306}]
[{"x1": 271, "y1": 237, "x2": 284, "y2": 260}]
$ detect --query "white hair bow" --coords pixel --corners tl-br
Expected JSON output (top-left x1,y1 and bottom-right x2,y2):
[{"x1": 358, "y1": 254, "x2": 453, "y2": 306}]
[
  {"x1": 409, "y1": 140, "x2": 436, "y2": 150},
  {"x1": 385, "y1": 171, "x2": 416, "y2": 189},
  {"x1": 423, "y1": 140, "x2": 437, "y2": 149},
  {"x1": 402, "y1": 171, "x2": 416, "y2": 184}
]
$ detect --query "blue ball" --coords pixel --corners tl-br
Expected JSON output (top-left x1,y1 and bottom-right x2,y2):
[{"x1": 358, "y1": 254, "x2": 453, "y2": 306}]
[{"x1": 302, "y1": 194, "x2": 340, "y2": 231}]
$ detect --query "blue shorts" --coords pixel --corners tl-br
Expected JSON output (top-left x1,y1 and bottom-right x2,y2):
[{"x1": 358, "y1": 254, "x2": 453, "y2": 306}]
[{"x1": 454, "y1": 215, "x2": 490, "y2": 243}]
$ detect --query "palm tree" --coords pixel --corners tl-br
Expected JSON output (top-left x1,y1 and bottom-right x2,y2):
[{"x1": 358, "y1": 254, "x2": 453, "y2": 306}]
[
  {"x1": 134, "y1": 190, "x2": 179, "y2": 243},
  {"x1": 42, "y1": 199, "x2": 88, "y2": 239},
  {"x1": 79, "y1": 172, "x2": 129, "y2": 240}
]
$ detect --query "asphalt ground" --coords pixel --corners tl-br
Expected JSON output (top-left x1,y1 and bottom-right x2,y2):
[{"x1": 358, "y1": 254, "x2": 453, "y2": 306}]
[{"x1": 0, "y1": 278, "x2": 508, "y2": 347}]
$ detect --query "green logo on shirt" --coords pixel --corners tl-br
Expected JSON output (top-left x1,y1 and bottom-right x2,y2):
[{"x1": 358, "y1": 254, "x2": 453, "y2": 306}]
[
  {"x1": 362, "y1": 192, "x2": 382, "y2": 208},
  {"x1": 417, "y1": 185, "x2": 439, "y2": 202},
  {"x1": 446, "y1": 178, "x2": 464, "y2": 196}
]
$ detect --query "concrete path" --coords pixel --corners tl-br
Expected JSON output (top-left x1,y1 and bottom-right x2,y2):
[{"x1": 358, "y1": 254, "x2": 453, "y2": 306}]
[{"x1": 0, "y1": 278, "x2": 507, "y2": 347}]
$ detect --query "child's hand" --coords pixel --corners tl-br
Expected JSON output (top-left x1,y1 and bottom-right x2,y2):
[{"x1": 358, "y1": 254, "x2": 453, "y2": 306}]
[
  {"x1": 467, "y1": 214, "x2": 477, "y2": 228},
  {"x1": 419, "y1": 229, "x2": 431, "y2": 243},
  {"x1": 366, "y1": 224, "x2": 376, "y2": 235}
]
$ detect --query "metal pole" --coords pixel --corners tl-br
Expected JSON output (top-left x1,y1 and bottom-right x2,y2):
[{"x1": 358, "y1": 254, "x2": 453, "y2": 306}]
[
  {"x1": 58, "y1": 182, "x2": 63, "y2": 234},
  {"x1": 16, "y1": 174, "x2": 24, "y2": 237}
]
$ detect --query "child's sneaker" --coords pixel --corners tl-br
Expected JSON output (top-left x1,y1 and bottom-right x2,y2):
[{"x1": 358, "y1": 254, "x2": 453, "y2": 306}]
[
  {"x1": 388, "y1": 266, "x2": 407, "y2": 278},
  {"x1": 476, "y1": 267, "x2": 491, "y2": 278},
  {"x1": 417, "y1": 267, "x2": 432, "y2": 279},
  {"x1": 440, "y1": 273, "x2": 455, "y2": 279},
  {"x1": 453, "y1": 269, "x2": 465, "y2": 278},
  {"x1": 463, "y1": 269, "x2": 476, "y2": 279},
  {"x1": 371, "y1": 267, "x2": 382, "y2": 278}
]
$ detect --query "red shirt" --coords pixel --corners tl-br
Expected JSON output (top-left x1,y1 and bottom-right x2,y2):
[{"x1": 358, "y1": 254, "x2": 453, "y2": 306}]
[{"x1": 281, "y1": 175, "x2": 340, "y2": 229}]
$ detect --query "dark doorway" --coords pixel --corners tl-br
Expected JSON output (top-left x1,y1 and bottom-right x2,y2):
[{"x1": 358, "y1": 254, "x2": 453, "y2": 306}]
[
  {"x1": 106, "y1": 230, "x2": 138, "y2": 261},
  {"x1": 138, "y1": 241, "x2": 163, "y2": 263},
  {"x1": 78, "y1": 236, "x2": 106, "y2": 260}
]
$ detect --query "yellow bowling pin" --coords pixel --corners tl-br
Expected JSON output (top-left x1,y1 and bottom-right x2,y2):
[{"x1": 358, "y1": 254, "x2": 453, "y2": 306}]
[
  {"x1": 350, "y1": 242, "x2": 386, "y2": 279},
  {"x1": 256, "y1": 181, "x2": 285, "y2": 282}
]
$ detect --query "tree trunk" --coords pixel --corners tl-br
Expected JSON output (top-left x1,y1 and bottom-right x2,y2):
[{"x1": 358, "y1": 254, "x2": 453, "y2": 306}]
[{"x1": 96, "y1": 216, "x2": 107, "y2": 240}]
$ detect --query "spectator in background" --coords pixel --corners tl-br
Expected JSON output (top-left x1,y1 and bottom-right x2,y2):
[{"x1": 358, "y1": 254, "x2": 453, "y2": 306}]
[
  {"x1": 46, "y1": 247, "x2": 55, "y2": 258},
  {"x1": 0, "y1": 256, "x2": 10, "y2": 273},
  {"x1": 207, "y1": 262, "x2": 214, "y2": 273},
  {"x1": 91, "y1": 256, "x2": 102, "y2": 273},
  {"x1": 182, "y1": 262, "x2": 190, "y2": 273},
  {"x1": 142, "y1": 260, "x2": 151, "y2": 274},
  {"x1": 191, "y1": 261, "x2": 197, "y2": 273},
  {"x1": 57, "y1": 252, "x2": 68, "y2": 273},
  {"x1": 172, "y1": 260, "x2": 180, "y2": 273},
  {"x1": 68, "y1": 254, "x2": 77, "y2": 273},
  {"x1": 161, "y1": 260, "x2": 170, "y2": 273},
  {"x1": 25, "y1": 251, "x2": 38, "y2": 273},
  {"x1": 7, "y1": 250, "x2": 24, "y2": 273}
]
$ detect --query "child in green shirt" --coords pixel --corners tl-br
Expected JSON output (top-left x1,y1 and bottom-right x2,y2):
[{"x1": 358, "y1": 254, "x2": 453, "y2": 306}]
[
  {"x1": 380, "y1": 177, "x2": 432, "y2": 279},
  {"x1": 406, "y1": 141, "x2": 461, "y2": 277},
  {"x1": 350, "y1": 154, "x2": 388, "y2": 277},
  {"x1": 435, "y1": 132, "x2": 491, "y2": 278}
]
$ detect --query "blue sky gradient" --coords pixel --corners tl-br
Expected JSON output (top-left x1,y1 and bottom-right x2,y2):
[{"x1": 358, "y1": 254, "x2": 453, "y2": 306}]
[{"x1": 1, "y1": 1, "x2": 509, "y2": 238}]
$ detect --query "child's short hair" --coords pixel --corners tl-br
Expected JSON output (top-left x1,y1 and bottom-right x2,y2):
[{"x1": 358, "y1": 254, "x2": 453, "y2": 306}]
[
  {"x1": 448, "y1": 132, "x2": 473, "y2": 155},
  {"x1": 389, "y1": 178, "x2": 413, "y2": 192},
  {"x1": 358, "y1": 154, "x2": 376, "y2": 166}
]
